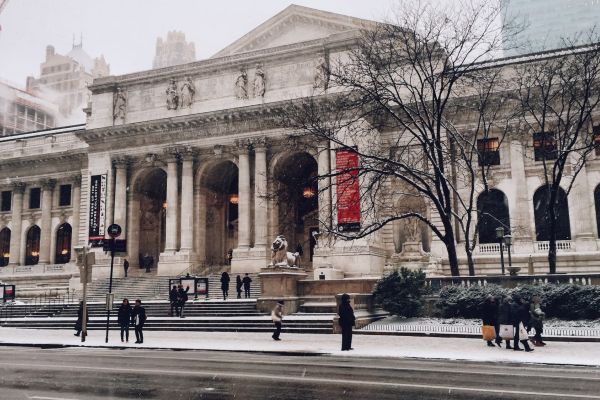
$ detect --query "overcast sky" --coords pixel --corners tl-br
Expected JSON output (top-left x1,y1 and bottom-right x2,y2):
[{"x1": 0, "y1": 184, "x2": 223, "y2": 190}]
[{"x1": 0, "y1": 0, "x2": 399, "y2": 87}]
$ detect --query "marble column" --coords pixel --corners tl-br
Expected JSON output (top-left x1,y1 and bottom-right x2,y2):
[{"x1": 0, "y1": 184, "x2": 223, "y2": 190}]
[
  {"x1": 70, "y1": 176, "x2": 82, "y2": 259},
  {"x1": 572, "y1": 164, "x2": 596, "y2": 249},
  {"x1": 164, "y1": 155, "x2": 179, "y2": 252},
  {"x1": 253, "y1": 139, "x2": 268, "y2": 249},
  {"x1": 8, "y1": 182, "x2": 25, "y2": 266},
  {"x1": 237, "y1": 141, "x2": 251, "y2": 249},
  {"x1": 317, "y1": 142, "x2": 332, "y2": 235},
  {"x1": 39, "y1": 178, "x2": 56, "y2": 264},
  {"x1": 113, "y1": 159, "x2": 128, "y2": 236},
  {"x1": 180, "y1": 151, "x2": 195, "y2": 251},
  {"x1": 194, "y1": 188, "x2": 207, "y2": 262},
  {"x1": 509, "y1": 140, "x2": 532, "y2": 241}
]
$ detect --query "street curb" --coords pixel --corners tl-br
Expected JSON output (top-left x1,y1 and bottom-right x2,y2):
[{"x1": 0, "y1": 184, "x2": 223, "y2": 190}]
[{"x1": 354, "y1": 330, "x2": 600, "y2": 342}]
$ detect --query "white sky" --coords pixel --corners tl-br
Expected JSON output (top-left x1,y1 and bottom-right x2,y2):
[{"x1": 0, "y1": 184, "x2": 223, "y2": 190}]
[{"x1": 0, "y1": 0, "x2": 399, "y2": 88}]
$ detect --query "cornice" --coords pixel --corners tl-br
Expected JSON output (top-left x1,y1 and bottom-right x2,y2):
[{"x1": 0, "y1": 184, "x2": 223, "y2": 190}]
[{"x1": 0, "y1": 150, "x2": 87, "y2": 168}]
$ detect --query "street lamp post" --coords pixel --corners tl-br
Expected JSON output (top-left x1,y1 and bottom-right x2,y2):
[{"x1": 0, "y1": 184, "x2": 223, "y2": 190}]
[
  {"x1": 496, "y1": 227, "x2": 505, "y2": 275},
  {"x1": 504, "y1": 234, "x2": 513, "y2": 268}
]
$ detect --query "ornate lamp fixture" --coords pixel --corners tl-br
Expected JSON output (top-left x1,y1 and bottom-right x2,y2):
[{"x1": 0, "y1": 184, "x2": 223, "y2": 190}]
[
  {"x1": 229, "y1": 193, "x2": 239, "y2": 205},
  {"x1": 302, "y1": 186, "x2": 316, "y2": 199}
]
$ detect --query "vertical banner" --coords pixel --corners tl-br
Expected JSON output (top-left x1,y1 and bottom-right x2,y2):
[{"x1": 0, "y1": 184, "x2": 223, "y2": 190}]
[
  {"x1": 88, "y1": 174, "x2": 107, "y2": 247},
  {"x1": 336, "y1": 148, "x2": 361, "y2": 232}
]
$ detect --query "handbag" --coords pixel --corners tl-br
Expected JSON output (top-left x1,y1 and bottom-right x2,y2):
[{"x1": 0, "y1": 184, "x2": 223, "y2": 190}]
[
  {"x1": 482, "y1": 325, "x2": 496, "y2": 341},
  {"x1": 499, "y1": 324, "x2": 514, "y2": 340},
  {"x1": 518, "y1": 322, "x2": 529, "y2": 339}
]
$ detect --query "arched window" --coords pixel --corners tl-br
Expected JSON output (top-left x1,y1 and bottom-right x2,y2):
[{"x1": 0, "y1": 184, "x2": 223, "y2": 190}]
[
  {"x1": 595, "y1": 185, "x2": 600, "y2": 238},
  {"x1": 25, "y1": 225, "x2": 40, "y2": 266},
  {"x1": 477, "y1": 189, "x2": 510, "y2": 244},
  {"x1": 0, "y1": 228, "x2": 10, "y2": 267},
  {"x1": 55, "y1": 223, "x2": 72, "y2": 264},
  {"x1": 533, "y1": 185, "x2": 571, "y2": 241}
]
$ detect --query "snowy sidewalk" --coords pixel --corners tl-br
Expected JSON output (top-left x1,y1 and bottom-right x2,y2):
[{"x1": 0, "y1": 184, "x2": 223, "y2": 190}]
[{"x1": 1, "y1": 327, "x2": 599, "y2": 366}]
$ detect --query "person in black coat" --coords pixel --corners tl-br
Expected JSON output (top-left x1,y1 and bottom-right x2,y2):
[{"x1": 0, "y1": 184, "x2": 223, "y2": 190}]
[
  {"x1": 497, "y1": 296, "x2": 513, "y2": 349},
  {"x1": 131, "y1": 299, "x2": 147, "y2": 344},
  {"x1": 117, "y1": 298, "x2": 132, "y2": 343},
  {"x1": 178, "y1": 284, "x2": 189, "y2": 318},
  {"x1": 511, "y1": 295, "x2": 533, "y2": 352},
  {"x1": 169, "y1": 285, "x2": 179, "y2": 316},
  {"x1": 338, "y1": 293, "x2": 356, "y2": 351},
  {"x1": 242, "y1": 274, "x2": 252, "y2": 298},
  {"x1": 74, "y1": 301, "x2": 89, "y2": 337},
  {"x1": 123, "y1": 258, "x2": 129, "y2": 278},
  {"x1": 236, "y1": 275, "x2": 243, "y2": 299},
  {"x1": 482, "y1": 296, "x2": 501, "y2": 347},
  {"x1": 221, "y1": 272, "x2": 230, "y2": 300}
]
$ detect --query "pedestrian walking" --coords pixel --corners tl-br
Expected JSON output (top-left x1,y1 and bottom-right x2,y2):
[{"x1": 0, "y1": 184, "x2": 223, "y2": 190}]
[
  {"x1": 74, "y1": 301, "x2": 88, "y2": 337},
  {"x1": 123, "y1": 258, "x2": 129, "y2": 278},
  {"x1": 271, "y1": 301, "x2": 284, "y2": 341},
  {"x1": 511, "y1": 295, "x2": 534, "y2": 352},
  {"x1": 131, "y1": 299, "x2": 147, "y2": 344},
  {"x1": 236, "y1": 275, "x2": 243, "y2": 299},
  {"x1": 338, "y1": 293, "x2": 355, "y2": 351},
  {"x1": 482, "y1": 296, "x2": 501, "y2": 347},
  {"x1": 169, "y1": 285, "x2": 179, "y2": 316},
  {"x1": 242, "y1": 273, "x2": 252, "y2": 298},
  {"x1": 117, "y1": 298, "x2": 132, "y2": 343},
  {"x1": 178, "y1": 284, "x2": 189, "y2": 318},
  {"x1": 221, "y1": 271, "x2": 230, "y2": 300},
  {"x1": 530, "y1": 295, "x2": 546, "y2": 346},
  {"x1": 497, "y1": 296, "x2": 514, "y2": 349}
]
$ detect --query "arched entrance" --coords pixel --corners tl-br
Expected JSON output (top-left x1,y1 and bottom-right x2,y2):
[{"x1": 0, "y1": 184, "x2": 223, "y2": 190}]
[
  {"x1": 0, "y1": 227, "x2": 10, "y2": 267},
  {"x1": 134, "y1": 168, "x2": 167, "y2": 269},
  {"x1": 477, "y1": 189, "x2": 510, "y2": 244},
  {"x1": 533, "y1": 185, "x2": 571, "y2": 241},
  {"x1": 54, "y1": 223, "x2": 72, "y2": 264},
  {"x1": 272, "y1": 152, "x2": 318, "y2": 265},
  {"x1": 200, "y1": 160, "x2": 238, "y2": 266},
  {"x1": 25, "y1": 225, "x2": 40, "y2": 266}
]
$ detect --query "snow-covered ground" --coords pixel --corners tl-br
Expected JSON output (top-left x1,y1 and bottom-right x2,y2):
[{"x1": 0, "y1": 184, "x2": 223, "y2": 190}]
[{"x1": 0, "y1": 327, "x2": 599, "y2": 366}]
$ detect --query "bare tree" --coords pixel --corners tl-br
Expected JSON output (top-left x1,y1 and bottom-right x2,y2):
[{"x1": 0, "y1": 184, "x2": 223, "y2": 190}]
[
  {"x1": 514, "y1": 40, "x2": 600, "y2": 274},
  {"x1": 283, "y1": 0, "x2": 520, "y2": 276}
]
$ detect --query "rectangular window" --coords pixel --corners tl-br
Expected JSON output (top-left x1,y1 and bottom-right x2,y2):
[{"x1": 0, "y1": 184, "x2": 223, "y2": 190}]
[
  {"x1": 29, "y1": 188, "x2": 41, "y2": 209},
  {"x1": 1, "y1": 191, "x2": 11, "y2": 212},
  {"x1": 477, "y1": 138, "x2": 500, "y2": 166},
  {"x1": 594, "y1": 125, "x2": 600, "y2": 156},
  {"x1": 59, "y1": 184, "x2": 72, "y2": 206},
  {"x1": 533, "y1": 131, "x2": 557, "y2": 161}
]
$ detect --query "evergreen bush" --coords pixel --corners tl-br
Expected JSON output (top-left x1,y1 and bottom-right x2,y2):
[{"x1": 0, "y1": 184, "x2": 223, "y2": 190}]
[{"x1": 373, "y1": 268, "x2": 427, "y2": 317}]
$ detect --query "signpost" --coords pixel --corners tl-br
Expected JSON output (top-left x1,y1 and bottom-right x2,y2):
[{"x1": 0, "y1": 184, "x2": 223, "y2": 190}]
[
  {"x1": 104, "y1": 223, "x2": 121, "y2": 343},
  {"x1": 75, "y1": 245, "x2": 94, "y2": 342}
]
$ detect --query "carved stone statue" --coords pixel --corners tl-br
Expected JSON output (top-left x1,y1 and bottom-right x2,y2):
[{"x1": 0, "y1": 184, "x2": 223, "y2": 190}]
[
  {"x1": 269, "y1": 235, "x2": 300, "y2": 268},
  {"x1": 180, "y1": 76, "x2": 195, "y2": 108},
  {"x1": 313, "y1": 56, "x2": 329, "y2": 90},
  {"x1": 235, "y1": 68, "x2": 248, "y2": 99},
  {"x1": 166, "y1": 78, "x2": 179, "y2": 110},
  {"x1": 113, "y1": 87, "x2": 127, "y2": 122},
  {"x1": 253, "y1": 65, "x2": 266, "y2": 97},
  {"x1": 406, "y1": 218, "x2": 421, "y2": 242}
]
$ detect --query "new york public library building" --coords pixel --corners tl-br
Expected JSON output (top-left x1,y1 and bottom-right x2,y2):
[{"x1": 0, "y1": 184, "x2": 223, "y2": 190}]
[{"x1": 2, "y1": 5, "x2": 600, "y2": 304}]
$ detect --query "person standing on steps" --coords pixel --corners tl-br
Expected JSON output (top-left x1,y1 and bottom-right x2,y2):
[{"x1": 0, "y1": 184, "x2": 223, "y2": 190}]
[
  {"x1": 236, "y1": 275, "x2": 243, "y2": 299},
  {"x1": 338, "y1": 293, "x2": 356, "y2": 351},
  {"x1": 178, "y1": 284, "x2": 189, "y2": 318},
  {"x1": 242, "y1": 273, "x2": 252, "y2": 298},
  {"x1": 74, "y1": 301, "x2": 88, "y2": 337},
  {"x1": 123, "y1": 258, "x2": 129, "y2": 278},
  {"x1": 131, "y1": 299, "x2": 147, "y2": 344},
  {"x1": 221, "y1": 271, "x2": 230, "y2": 300},
  {"x1": 117, "y1": 298, "x2": 132, "y2": 343},
  {"x1": 169, "y1": 285, "x2": 179, "y2": 316},
  {"x1": 271, "y1": 301, "x2": 284, "y2": 341}
]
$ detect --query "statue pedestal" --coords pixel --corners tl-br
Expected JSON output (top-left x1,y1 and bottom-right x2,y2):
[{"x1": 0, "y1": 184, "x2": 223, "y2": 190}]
[
  {"x1": 389, "y1": 241, "x2": 430, "y2": 272},
  {"x1": 256, "y1": 267, "x2": 307, "y2": 314}
]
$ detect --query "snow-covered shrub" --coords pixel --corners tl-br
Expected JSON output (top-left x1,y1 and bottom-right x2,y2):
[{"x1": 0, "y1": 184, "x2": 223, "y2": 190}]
[{"x1": 373, "y1": 268, "x2": 427, "y2": 317}]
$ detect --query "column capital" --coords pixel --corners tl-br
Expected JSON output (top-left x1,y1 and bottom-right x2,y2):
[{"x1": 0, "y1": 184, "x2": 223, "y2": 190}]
[
  {"x1": 40, "y1": 178, "x2": 56, "y2": 191},
  {"x1": 250, "y1": 136, "x2": 269, "y2": 152},
  {"x1": 317, "y1": 140, "x2": 330, "y2": 151},
  {"x1": 164, "y1": 145, "x2": 185, "y2": 163},
  {"x1": 71, "y1": 175, "x2": 82, "y2": 186},
  {"x1": 11, "y1": 181, "x2": 26, "y2": 194},
  {"x1": 180, "y1": 146, "x2": 198, "y2": 162},
  {"x1": 112, "y1": 156, "x2": 131, "y2": 169},
  {"x1": 234, "y1": 139, "x2": 252, "y2": 154}
]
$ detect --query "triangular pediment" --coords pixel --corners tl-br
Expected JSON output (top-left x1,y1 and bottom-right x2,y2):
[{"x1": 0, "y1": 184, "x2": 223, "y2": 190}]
[{"x1": 212, "y1": 4, "x2": 376, "y2": 58}]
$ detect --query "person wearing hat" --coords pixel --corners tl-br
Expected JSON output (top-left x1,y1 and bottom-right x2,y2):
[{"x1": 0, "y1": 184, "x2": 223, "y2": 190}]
[
  {"x1": 271, "y1": 301, "x2": 284, "y2": 341},
  {"x1": 338, "y1": 293, "x2": 356, "y2": 351}
]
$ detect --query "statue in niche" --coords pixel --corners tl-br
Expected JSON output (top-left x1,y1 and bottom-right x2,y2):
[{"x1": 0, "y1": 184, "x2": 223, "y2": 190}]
[
  {"x1": 180, "y1": 76, "x2": 195, "y2": 108},
  {"x1": 113, "y1": 87, "x2": 127, "y2": 122},
  {"x1": 234, "y1": 68, "x2": 248, "y2": 99},
  {"x1": 313, "y1": 56, "x2": 329, "y2": 90},
  {"x1": 166, "y1": 78, "x2": 179, "y2": 110},
  {"x1": 405, "y1": 218, "x2": 421, "y2": 242},
  {"x1": 253, "y1": 65, "x2": 266, "y2": 97}
]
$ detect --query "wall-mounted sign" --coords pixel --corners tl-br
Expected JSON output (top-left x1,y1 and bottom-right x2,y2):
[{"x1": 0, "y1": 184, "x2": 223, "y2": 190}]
[
  {"x1": 336, "y1": 148, "x2": 361, "y2": 232},
  {"x1": 88, "y1": 174, "x2": 107, "y2": 247}
]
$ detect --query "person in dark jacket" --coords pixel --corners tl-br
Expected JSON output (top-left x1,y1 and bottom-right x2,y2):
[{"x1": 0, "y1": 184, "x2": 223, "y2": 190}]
[
  {"x1": 530, "y1": 295, "x2": 546, "y2": 346},
  {"x1": 74, "y1": 301, "x2": 89, "y2": 337},
  {"x1": 169, "y1": 285, "x2": 179, "y2": 316},
  {"x1": 123, "y1": 258, "x2": 129, "y2": 278},
  {"x1": 242, "y1": 274, "x2": 252, "y2": 298},
  {"x1": 271, "y1": 301, "x2": 284, "y2": 340},
  {"x1": 236, "y1": 275, "x2": 243, "y2": 299},
  {"x1": 178, "y1": 284, "x2": 189, "y2": 318},
  {"x1": 338, "y1": 293, "x2": 356, "y2": 351},
  {"x1": 131, "y1": 299, "x2": 147, "y2": 344},
  {"x1": 117, "y1": 298, "x2": 132, "y2": 343},
  {"x1": 482, "y1": 296, "x2": 502, "y2": 347},
  {"x1": 511, "y1": 295, "x2": 533, "y2": 352},
  {"x1": 221, "y1": 272, "x2": 230, "y2": 300},
  {"x1": 497, "y1": 296, "x2": 513, "y2": 349}
]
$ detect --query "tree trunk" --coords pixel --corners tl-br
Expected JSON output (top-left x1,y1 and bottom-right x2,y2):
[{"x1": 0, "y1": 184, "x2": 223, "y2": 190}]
[
  {"x1": 465, "y1": 243, "x2": 475, "y2": 276},
  {"x1": 548, "y1": 212, "x2": 558, "y2": 274},
  {"x1": 445, "y1": 230, "x2": 460, "y2": 276}
]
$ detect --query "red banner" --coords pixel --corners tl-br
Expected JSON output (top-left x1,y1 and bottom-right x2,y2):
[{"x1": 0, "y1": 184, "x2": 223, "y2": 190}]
[{"x1": 336, "y1": 149, "x2": 361, "y2": 230}]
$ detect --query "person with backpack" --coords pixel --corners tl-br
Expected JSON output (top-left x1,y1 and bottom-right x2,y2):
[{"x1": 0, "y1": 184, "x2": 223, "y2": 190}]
[
  {"x1": 117, "y1": 298, "x2": 132, "y2": 343},
  {"x1": 131, "y1": 299, "x2": 147, "y2": 344}
]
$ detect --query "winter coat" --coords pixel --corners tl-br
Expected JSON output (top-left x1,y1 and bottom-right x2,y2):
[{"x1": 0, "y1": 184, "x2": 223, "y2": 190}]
[
  {"x1": 338, "y1": 303, "x2": 356, "y2": 328},
  {"x1": 221, "y1": 273, "x2": 230, "y2": 291},
  {"x1": 271, "y1": 306, "x2": 283, "y2": 323},
  {"x1": 169, "y1": 288, "x2": 178, "y2": 302},
  {"x1": 481, "y1": 301, "x2": 499, "y2": 325},
  {"x1": 497, "y1": 301, "x2": 512, "y2": 325},
  {"x1": 242, "y1": 276, "x2": 252, "y2": 289},
  {"x1": 530, "y1": 302, "x2": 545, "y2": 328},
  {"x1": 117, "y1": 304, "x2": 132, "y2": 325},
  {"x1": 236, "y1": 277, "x2": 243, "y2": 292},
  {"x1": 178, "y1": 287, "x2": 189, "y2": 304},
  {"x1": 131, "y1": 306, "x2": 147, "y2": 327},
  {"x1": 511, "y1": 301, "x2": 530, "y2": 326}
]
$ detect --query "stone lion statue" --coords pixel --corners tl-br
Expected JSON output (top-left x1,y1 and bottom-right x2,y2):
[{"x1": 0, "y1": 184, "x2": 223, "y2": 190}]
[{"x1": 270, "y1": 235, "x2": 300, "y2": 267}]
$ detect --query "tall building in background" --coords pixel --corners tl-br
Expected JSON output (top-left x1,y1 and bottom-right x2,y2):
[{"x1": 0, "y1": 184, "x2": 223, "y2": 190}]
[
  {"x1": 502, "y1": 0, "x2": 600, "y2": 56},
  {"x1": 153, "y1": 31, "x2": 196, "y2": 69},
  {"x1": 26, "y1": 40, "x2": 110, "y2": 122},
  {"x1": 0, "y1": 80, "x2": 58, "y2": 136}
]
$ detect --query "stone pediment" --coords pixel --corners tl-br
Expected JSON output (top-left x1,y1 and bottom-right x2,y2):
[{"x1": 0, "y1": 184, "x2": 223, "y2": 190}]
[{"x1": 212, "y1": 4, "x2": 376, "y2": 58}]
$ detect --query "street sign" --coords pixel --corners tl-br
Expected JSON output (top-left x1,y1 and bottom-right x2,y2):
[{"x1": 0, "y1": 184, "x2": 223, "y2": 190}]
[
  {"x1": 105, "y1": 293, "x2": 114, "y2": 311},
  {"x1": 102, "y1": 239, "x2": 126, "y2": 253},
  {"x1": 107, "y1": 224, "x2": 122, "y2": 238}
]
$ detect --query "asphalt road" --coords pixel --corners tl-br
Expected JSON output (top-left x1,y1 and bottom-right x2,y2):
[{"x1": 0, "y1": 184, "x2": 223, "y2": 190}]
[{"x1": 0, "y1": 346, "x2": 599, "y2": 399}]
